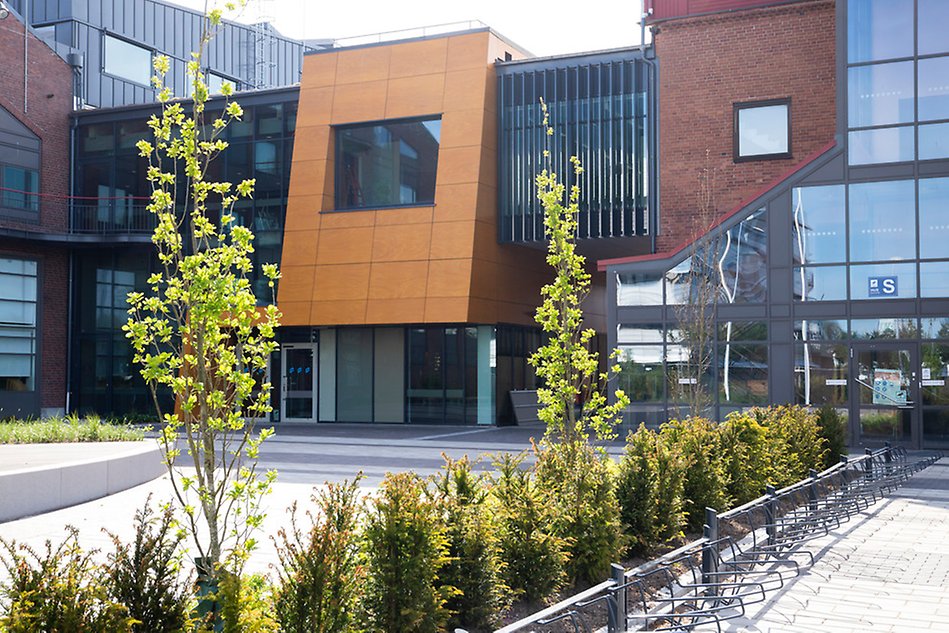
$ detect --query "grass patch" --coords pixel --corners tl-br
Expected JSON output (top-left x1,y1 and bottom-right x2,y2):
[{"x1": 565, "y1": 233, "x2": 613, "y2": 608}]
[{"x1": 0, "y1": 415, "x2": 146, "y2": 444}]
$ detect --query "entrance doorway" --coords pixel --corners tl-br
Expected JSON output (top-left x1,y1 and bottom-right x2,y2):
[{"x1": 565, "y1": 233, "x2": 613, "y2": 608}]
[
  {"x1": 850, "y1": 343, "x2": 918, "y2": 447},
  {"x1": 281, "y1": 343, "x2": 317, "y2": 422}
]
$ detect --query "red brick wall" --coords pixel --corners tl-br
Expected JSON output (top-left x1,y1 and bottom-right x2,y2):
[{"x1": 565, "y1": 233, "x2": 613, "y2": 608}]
[
  {"x1": 0, "y1": 15, "x2": 74, "y2": 411},
  {"x1": 654, "y1": 0, "x2": 836, "y2": 252}
]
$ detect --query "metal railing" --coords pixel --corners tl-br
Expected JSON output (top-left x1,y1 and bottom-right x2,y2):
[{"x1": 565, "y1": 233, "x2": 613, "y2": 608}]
[
  {"x1": 331, "y1": 20, "x2": 489, "y2": 48},
  {"x1": 70, "y1": 203, "x2": 155, "y2": 234},
  {"x1": 493, "y1": 445, "x2": 942, "y2": 633}
]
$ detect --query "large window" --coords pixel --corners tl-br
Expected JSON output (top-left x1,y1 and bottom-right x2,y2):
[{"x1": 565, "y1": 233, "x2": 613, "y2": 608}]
[
  {"x1": 0, "y1": 105, "x2": 41, "y2": 217},
  {"x1": 1, "y1": 166, "x2": 38, "y2": 213},
  {"x1": 336, "y1": 117, "x2": 441, "y2": 210},
  {"x1": 0, "y1": 258, "x2": 37, "y2": 392},
  {"x1": 733, "y1": 99, "x2": 790, "y2": 161},
  {"x1": 103, "y1": 34, "x2": 152, "y2": 86},
  {"x1": 847, "y1": 0, "x2": 949, "y2": 164}
]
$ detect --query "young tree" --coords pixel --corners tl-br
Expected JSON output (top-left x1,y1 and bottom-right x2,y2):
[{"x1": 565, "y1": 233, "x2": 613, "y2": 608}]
[
  {"x1": 124, "y1": 1, "x2": 279, "y2": 575},
  {"x1": 530, "y1": 100, "x2": 629, "y2": 444}
]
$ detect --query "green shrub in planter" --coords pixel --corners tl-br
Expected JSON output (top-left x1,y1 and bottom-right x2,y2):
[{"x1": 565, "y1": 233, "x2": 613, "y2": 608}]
[
  {"x1": 617, "y1": 424, "x2": 685, "y2": 554},
  {"x1": 816, "y1": 406, "x2": 848, "y2": 469},
  {"x1": 719, "y1": 412, "x2": 772, "y2": 506},
  {"x1": 432, "y1": 456, "x2": 509, "y2": 632},
  {"x1": 488, "y1": 452, "x2": 566, "y2": 605},
  {"x1": 753, "y1": 405, "x2": 826, "y2": 487},
  {"x1": 660, "y1": 418, "x2": 728, "y2": 532},
  {"x1": 218, "y1": 573, "x2": 278, "y2": 633},
  {"x1": 361, "y1": 471, "x2": 453, "y2": 633},
  {"x1": 0, "y1": 529, "x2": 133, "y2": 632},
  {"x1": 273, "y1": 477, "x2": 364, "y2": 633},
  {"x1": 534, "y1": 440, "x2": 623, "y2": 586},
  {"x1": 105, "y1": 500, "x2": 192, "y2": 633}
]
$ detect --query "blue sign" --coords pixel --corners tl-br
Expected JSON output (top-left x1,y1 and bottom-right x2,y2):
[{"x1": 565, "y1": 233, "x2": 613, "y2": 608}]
[{"x1": 868, "y1": 276, "x2": 898, "y2": 297}]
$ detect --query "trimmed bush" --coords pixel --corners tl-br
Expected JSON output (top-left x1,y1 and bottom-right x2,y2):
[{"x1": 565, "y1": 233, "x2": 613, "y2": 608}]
[
  {"x1": 0, "y1": 529, "x2": 133, "y2": 632},
  {"x1": 719, "y1": 412, "x2": 772, "y2": 506},
  {"x1": 816, "y1": 406, "x2": 848, "y2": 469},
  {"x1": 273, "y1": 478, "x2": 364, "y2": 633},
  {"x1": 617, "y1": 424, "x2": 685, "y2": 554},
  {"x1": 534, "y1": 440, "x2": 623, "y2": 586},
  {"x1": 104, "y1": 500, "x2": 191, "y2": 633},
  {"x1": 361, "y1": 471, "x2": 453, "y2": 633},
  {"x1": 432, "y1": 456, "x2": 509, "y2": 632},
  {"x1": 753, "y1": 405, "x2": 826, "y2": 487},
  {"x1": 489, "y1": 452, "x2": 566, "y2": 605},
  {"x1": 660, "y1": 417, "x2": 728, "y2": 532}
]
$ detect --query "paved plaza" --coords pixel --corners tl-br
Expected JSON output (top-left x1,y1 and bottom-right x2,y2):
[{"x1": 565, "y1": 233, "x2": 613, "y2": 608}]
[{"x1": 692, "y1": 458, "x2": 949, "y2": 633}]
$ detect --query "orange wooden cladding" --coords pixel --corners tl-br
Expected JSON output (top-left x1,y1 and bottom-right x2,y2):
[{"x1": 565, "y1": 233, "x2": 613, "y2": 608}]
[{"x1": 279, "y1": 30, "x2": 549, "y2": 328}]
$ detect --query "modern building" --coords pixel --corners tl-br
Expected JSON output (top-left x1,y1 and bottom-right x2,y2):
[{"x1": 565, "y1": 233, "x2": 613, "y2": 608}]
[
  {"x1": 0, "y1": 0, "x2": 946, "y2": 447},
  {"x1": 604, "y1": 0, "x2": 949, "y2": 449}
]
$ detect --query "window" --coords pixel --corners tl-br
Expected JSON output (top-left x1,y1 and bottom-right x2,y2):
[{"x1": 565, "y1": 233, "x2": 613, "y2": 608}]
[
  {"x1": 848, "y1": 180, "x2": 916, "y2": 262},
  {"x1": 0, "y1": 258, "x2": 37, "y2": 392},
  {"x1": 103, "y1": 34, "x2": 152, "y2": 86},
  {"x1": 733, "y1": 99, "x2": 790, "y2": 161},
  {"x1": 336, "y1": 117, "x2": 441, "y2": 210},
  {"x1": 1, "y1": 166, "x2": 39, "y2": 213}
]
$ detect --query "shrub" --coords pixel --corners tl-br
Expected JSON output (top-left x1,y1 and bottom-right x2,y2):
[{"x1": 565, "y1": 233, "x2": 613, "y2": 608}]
[
  {"x1": 432, "y1": 456, "x2": 509, "y2": 632},
  {"x1": 534, "y1": 440, "x2": 623, "y2": 586},
  {"x1": 753, "y1": 405, "x2": 826, "y2": 487},
  {"x1": 0, "y1": 529, "x2": 133, "y2": 632},
  {"x1": 104, "y1": 499, "x2": 192, "y2": 633},
  {"x1": 617, "y1": 425, "x2": 685, "y2": 554},
  {"x1": 219, "y1": 573, "x2": 279, "y2": 633},
  {"x1": 488, "y1": 452, "x2": 566, "y2": 605},
  {"x1": 816, "y1": 406, "x2": 848, "y2": 469},
  {"x1": 273, "y1": 477, "x2": 364, "y2": 633},
  {"x1": 660, "y1": 417, "x2": 728, "y2": 532},
  {"x1": 0, "y1": 414, "x2": 145, "y2": 444},
  {"x1": 360, "y1": 471, "x2": 453, "y2": 633},
  {"x1": 719, "y1": 412, "x2": 772, "y2": 506}
]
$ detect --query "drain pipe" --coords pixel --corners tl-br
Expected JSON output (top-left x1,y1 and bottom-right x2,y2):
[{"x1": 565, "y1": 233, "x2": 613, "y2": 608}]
[
  {"x1": 22, "y1": 0, "x2": 27, "y2": 113},
  {"x1": 640, "y1": 0, "x2": 658, "y2": 252},
  {"x1": 65, "y1": 113, "x2": 78, "y2": 414}
]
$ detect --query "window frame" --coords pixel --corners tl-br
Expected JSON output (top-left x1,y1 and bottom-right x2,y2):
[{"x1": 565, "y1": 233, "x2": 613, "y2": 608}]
[
  {"x1": 102, "y1": 33, "x2": 154, "y2": 88},
  {"x1": 733, "y1": 98, "x2": 792, "y2": 163},
  {"x1": 333, "y1": 115, "x2": 442, "y2": 212},
  {"x1": 0, "y1": 165, "x2": 40, "y2": 220}
]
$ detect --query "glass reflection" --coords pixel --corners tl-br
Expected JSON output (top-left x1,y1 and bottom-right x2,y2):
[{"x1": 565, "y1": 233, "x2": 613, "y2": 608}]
[
  {"x1": 616, "y1": 272, "x2": 663, "y2": 306},
  {"x1": 920, "y1": 0, "x2": 949, "y2": 55},
  {"x1": 848, "y1": 62, "x2": 914, "y2": 127},
  {"x1": 920, "y1": 122, "x2": 949, "y2": 161},
  {"x1": 919, "y1": 178, "x2": 949, "y2": 259},
  {"x1": 921, "y1": 317, "x2": 949, "y2": 339},
  {"x1": 921, "y1": 342, "x2": 949, "y2": 406},
  {"x1": 918, "y1": 56, "x2": 949, "y2": 122},
  {"x1": 795, "y1": 342, "x2": 848, "y2": 406},
  {"x1": 847, "y1": 0, "x2": 914, "y2": 63},
  {"x1": 849, "y1": 180, "x2": 916, "y2": 262},
  {"x1": 792, "y1": 185, "x2": 846, "y2": 265},
  {"x1": 851, "y1": 318, "x2": 919, "y2": 340},
  {"x1": 617, "y1": 324, "x2": 664, "y2": 345},
  {"x1": 718, "y1": 343, "x2": 768, "y2": 405},
  {"x1": 794, "y1": 319, "x2": 849, "y2": 341},
  {"x1": 921, "y1": 262, "x2": 949, "y2": 298},
  {"x1": 617, "y1": 345, "x2": 664, "y2": 402},
  {"x1": 794, "y1": 266, "x2": 848, "y2": 301},
  {"x1": 849, "y1": 127, "x2": 915, "y2": 165},
  {"x1": 850, "y1": 263, "x2": 916, "y2": 300}
]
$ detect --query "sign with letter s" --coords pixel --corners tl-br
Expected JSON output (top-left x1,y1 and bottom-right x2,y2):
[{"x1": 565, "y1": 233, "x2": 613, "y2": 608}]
[{"x1": 868, "y1": 276, "x2": 898, "y2": 298}]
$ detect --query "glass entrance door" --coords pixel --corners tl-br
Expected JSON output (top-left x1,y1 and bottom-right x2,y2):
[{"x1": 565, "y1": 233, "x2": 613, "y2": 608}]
[
  {"x1": 851, "y1": 344, "x2": 917, "y2": 446},
  {"x1": 282, "y1": 344, "x2": 317, "y2": 422}
]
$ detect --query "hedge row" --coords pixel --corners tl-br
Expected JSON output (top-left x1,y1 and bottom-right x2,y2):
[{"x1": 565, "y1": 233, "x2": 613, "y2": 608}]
[{"x1": 0, "y1": 405, "x2": 844, "y2": 633}]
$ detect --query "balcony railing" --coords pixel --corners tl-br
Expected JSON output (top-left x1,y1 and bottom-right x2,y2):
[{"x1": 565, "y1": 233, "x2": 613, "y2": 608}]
[{"x1": 70, "y1": 202, "x2": 155, "y2": 235}]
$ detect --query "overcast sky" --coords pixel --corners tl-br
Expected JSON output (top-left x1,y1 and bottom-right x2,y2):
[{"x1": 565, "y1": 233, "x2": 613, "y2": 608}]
[{"x1": 167, "y1": 0, "x2": 646, "y2": 57}]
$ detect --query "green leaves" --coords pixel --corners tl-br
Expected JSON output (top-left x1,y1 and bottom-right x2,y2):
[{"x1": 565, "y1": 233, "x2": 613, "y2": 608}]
[{"x1": 530, "y1": 100, "x2": 629, "y2": 444}]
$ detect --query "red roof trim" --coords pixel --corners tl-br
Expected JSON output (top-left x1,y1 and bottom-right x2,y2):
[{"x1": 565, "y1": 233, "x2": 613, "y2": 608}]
[{"x1": 597, "y1": 139, "x2": 838, "y2": 271}]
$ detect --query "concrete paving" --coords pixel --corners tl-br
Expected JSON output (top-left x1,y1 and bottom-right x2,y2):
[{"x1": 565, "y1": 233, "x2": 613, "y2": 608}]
[{"x1": 691, "y1": 458, "x2": 949, "y2": 633}]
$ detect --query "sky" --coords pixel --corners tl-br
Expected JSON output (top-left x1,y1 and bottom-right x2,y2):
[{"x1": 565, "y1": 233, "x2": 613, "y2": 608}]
[{"x1": 167, "y1": 0, "x2": 646, "y2": 57}]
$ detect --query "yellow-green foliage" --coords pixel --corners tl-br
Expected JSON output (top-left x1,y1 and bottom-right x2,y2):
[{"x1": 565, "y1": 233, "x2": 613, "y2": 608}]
[
  {"x1": 659, "y1": 417, "x2": 728, "y2": 531},
  {"x1": 719, "y1": 412, "x2": 772, "y2": 506},
  {"x1": 535, "y1": 440, "x2": 624, "y2": 586},
  {"x1": 219, "y1": 573, "x2": 278, "y2": 633},
  {"x1": 489, "y1": 452, "x2": 567, "y2": 605},
  {"x1": 273, "y1": 478, "x2": 365, "y2": 633},
  {"x1": 432, "y1": 456, "x2": 510, "y2": 632},
  {"x1": 617, "y1": 425, "x2": 685, "y2": 553},
  {"x1": 360, "y1": 472, "x2": 453, "y2": 633},
  {"x1": 751, "y1": 405, "x2": 826, "y2": 487}
]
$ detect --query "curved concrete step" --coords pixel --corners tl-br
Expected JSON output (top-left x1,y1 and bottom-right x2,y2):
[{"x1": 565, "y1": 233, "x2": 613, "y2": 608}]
[{"x1": 0, "y1": 441, "x2": 165, "y2": 522}]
